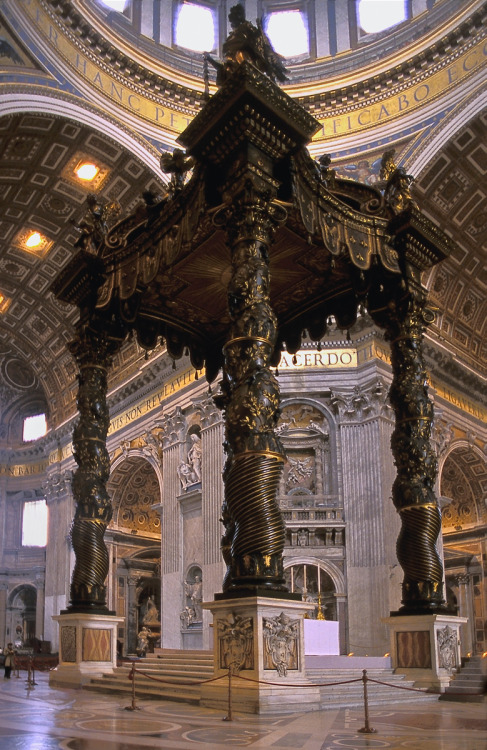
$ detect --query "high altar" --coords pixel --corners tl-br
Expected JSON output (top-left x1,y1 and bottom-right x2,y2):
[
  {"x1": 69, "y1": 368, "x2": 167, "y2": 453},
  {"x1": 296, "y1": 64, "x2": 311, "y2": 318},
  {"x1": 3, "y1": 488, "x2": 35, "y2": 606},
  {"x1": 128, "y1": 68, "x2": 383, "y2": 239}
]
[{"x1": 49, "y1": 8, "x2": 463, "y2": 710}]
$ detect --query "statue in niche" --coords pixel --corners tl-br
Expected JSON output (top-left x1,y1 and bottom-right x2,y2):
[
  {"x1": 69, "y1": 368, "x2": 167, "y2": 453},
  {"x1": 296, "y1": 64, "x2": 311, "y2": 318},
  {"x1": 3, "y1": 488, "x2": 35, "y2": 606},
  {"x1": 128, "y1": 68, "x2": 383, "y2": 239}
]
[
  {"x1": 180, "y1": 606, "x2": 196, "y2": 629},
  {"x1": 136, "y1": 626, "x2": 151, "y2": 657},
  {"x1": 177, "y1": 433, "x2": 202, "y2": 489},
  {"x1": 263, "y1": 613, "x2": 299, "y2": 676},
  {"x1": 142, "y1": 597, "x2": 160, "y2": 627},
  {"x1": 184, "y1": 574, "x2": 203, "y2": 622}
]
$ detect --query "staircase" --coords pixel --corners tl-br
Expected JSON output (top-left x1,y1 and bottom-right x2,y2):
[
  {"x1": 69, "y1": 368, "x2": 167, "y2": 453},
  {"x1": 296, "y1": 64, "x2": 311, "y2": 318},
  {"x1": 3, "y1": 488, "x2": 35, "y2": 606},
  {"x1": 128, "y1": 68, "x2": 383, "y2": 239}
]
[
  {"x1": 87, "y1": 649, "x2": 214, "y2": 703},
  {"x1": 439, "y1": 655, "x2": 486, "y2": 703},
  {"x1": 86, "y1": 650, "x2": 439, "y2": 709},
  {"x1": 307, "y1": 667, "x2": 438, "y2": 709}
]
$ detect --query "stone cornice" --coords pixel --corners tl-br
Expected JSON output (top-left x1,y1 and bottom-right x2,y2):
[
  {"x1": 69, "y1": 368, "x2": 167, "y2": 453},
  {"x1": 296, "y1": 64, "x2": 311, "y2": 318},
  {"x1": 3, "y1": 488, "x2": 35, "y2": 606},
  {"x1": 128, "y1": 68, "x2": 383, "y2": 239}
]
[
  {"x1": 45, "y1": 0, "x2": 205, "y2": 110},
  {"x1": 298, "y1": 7, "x2": 486, "y2": 115}
]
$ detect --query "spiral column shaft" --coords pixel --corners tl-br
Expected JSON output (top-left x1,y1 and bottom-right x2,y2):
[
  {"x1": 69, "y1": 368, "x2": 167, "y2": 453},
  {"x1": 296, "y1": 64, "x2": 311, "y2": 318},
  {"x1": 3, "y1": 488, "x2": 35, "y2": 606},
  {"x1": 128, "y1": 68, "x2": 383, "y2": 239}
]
[
  {"x1": 386, "y1": 299, "x2": 445, "y2": 612},
  {"x1": 217, "y1": 180, "x2": 287, "y2": 594},
  {"x1": 67, "y1": 326, "x2": 118, "y2": 612}
]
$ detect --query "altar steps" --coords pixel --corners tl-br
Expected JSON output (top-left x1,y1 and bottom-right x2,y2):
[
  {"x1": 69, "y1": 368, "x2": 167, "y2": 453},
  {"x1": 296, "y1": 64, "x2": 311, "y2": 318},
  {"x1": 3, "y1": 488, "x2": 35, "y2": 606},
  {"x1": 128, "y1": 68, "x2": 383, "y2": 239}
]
[
  {"x1": 439, "y1": 655, "x2": 486, "y2": 702},
  {"x1": 87, "y1": 649, "x2": 214, "y2": 704},
  {"x1": 86, "y1": 649, "x2": 439, "y2": 709}
]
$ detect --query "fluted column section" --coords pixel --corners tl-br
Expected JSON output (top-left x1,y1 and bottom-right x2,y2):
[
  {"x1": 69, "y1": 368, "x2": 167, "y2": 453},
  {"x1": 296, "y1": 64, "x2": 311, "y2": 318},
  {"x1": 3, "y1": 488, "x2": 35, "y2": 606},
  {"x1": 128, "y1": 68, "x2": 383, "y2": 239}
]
[
  {"x1": 67, "y1": 325, "x2": 120, "y2": 613},
  {"x1": 386, "y1": 299, "x2": 445, "y2": 612},
  {"x1": 199, "y1": 398, "x2": 225, "y2": 567},
  {"x1": 215, "y1": 182, "x2": 287, "y2": 594},
  {"x1": 160, "y1": 408, "x2": 186, "y2": 647},
  {"x1": 332, "y1": 380, "x2": 397, "y2": 653}
]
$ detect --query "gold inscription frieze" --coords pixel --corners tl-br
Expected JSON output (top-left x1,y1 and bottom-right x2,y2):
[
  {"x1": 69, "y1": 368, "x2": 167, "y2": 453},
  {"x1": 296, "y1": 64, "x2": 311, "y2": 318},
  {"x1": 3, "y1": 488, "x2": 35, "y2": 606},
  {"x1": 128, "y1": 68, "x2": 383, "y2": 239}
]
[
  {"x1": 19, "y1": 1, "x2": 487, "y2": 141},
  {"x1": 21, "y1": 0, "x2": 195, "y2": 133}
]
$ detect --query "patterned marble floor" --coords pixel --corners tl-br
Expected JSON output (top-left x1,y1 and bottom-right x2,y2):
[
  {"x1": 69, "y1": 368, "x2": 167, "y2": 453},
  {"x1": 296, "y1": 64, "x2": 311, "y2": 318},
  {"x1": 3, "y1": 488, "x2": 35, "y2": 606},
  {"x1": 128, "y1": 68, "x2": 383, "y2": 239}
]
[{"x1": 0, "y1": 671, "x2": 485, "y2": 750}]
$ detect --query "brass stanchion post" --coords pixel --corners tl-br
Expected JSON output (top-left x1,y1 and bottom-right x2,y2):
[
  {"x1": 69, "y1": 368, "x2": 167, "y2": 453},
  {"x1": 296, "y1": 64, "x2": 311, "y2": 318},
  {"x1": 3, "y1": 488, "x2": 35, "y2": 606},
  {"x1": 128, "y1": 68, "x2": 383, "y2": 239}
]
[
  {"x1": 223, "y1": 668, "x2": 233, "y2": 722},
  {"x1": 358, "y1": 669, "x2": 376, "y2": 734},
  {"x1": 124, "y1": 661, "x2": 141, "y2": 711}
]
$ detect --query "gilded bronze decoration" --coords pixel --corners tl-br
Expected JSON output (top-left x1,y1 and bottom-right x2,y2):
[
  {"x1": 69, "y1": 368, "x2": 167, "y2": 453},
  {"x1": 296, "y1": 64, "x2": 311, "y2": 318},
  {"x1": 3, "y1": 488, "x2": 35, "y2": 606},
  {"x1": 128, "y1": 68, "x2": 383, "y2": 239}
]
[
  {"x1": 50, "y1": 8, "x2": 455, "y2": 615},
  {"x1": 386, "y1": 298, "x2": 444, "y2": 612}
]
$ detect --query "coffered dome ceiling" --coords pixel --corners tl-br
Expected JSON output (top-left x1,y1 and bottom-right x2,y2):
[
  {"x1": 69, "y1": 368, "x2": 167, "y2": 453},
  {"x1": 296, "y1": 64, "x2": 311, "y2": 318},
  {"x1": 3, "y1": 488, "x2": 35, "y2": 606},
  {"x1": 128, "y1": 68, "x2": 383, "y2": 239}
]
[{"x1": 0, "y1": 0, "x2": 485, "y2": 437}]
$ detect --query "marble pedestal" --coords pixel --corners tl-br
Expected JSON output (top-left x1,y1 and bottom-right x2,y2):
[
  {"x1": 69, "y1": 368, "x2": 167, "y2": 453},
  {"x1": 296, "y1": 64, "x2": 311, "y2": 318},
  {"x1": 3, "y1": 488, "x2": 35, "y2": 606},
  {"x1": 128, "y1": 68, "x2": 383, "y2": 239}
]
[
  {"x1": 49, "y1": 612, "x2": 124, "y2": 688},
  {"x1": 383, "y1": 613, "x2": 467, "y2": 691},
  {"x1": 201, "y1": 596, "x2": 321, "y2": 714}
]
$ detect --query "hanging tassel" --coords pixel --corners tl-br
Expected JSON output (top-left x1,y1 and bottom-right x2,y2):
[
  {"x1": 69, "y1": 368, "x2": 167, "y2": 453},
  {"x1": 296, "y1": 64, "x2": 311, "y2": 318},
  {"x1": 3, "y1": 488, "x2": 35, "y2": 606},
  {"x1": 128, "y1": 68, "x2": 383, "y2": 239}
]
[
  {"x1": 292, "y1": 355, "x2": 297, "y2": 365},
  {"x1": 195, "y1": 370, "x2": 199, "y2": 380},
  {"x1": 172, "y1": 359, "x2": 176, "y2": 370},
  {"x1": 347, "y1": 330, "x2": 351, "y2": 342}
]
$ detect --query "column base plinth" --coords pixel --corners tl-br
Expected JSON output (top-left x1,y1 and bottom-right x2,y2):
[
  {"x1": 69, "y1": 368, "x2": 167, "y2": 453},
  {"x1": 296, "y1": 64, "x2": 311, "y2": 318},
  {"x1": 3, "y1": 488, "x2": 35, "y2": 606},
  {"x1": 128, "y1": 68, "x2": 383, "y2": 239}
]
[
  {"x1": 201, "y1": 596, "x2": 320, "y2": 714},
  {"x1": 382, "y1": 613, "x2": 468, "y2": 692},
  {"x1": 49, "y1": 612, "x2": 124, "y2": 688}
]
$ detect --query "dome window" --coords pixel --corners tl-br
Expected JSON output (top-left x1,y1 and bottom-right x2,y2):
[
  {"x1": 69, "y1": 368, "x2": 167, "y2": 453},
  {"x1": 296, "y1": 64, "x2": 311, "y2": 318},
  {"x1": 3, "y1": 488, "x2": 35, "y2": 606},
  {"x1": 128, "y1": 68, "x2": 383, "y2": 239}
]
[
  {"x1": 175, "y1": 2, "x2": 216, "y2": 53},
  {"x1": 358, "y1": 0, "x2": 407, "y2": 35},
  {"x1": 23, "y1": 413, "x2": 47, "y2": 442},
  {"x1": 265, "y1": 10, "x2": 309, "y2": 58},
  {"x1": 22, "y1": 499, "x2": 48, "y2": 547}
]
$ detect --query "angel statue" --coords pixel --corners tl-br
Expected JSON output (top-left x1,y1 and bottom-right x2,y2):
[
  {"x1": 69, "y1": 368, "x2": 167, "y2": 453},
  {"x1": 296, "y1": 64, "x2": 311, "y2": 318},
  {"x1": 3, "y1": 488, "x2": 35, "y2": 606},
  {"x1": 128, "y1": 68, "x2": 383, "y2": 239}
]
[
  {"x1": 72, "y1": 193, "x2": 121, "y2": 254},
  {"x1": 379, "y1": 149, "x2": 416, "y2": 214},
  {"x1": 160, "y1": 148, "x2": 194, "y2": 196}
]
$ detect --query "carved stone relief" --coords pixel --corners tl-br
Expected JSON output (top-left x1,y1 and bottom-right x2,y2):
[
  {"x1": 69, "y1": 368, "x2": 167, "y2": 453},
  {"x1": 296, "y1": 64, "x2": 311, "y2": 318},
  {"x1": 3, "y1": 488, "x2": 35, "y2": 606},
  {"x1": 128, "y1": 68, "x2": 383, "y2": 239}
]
[
  {"x1": 263, "y1": 612, "x2": 299, "y2": 675},
  {"x1": 217, "y1": 613, "x2": 254, "y2": 674},
  {"x1": 437, "y1": 625, "x2": 458, "y2": 671}
]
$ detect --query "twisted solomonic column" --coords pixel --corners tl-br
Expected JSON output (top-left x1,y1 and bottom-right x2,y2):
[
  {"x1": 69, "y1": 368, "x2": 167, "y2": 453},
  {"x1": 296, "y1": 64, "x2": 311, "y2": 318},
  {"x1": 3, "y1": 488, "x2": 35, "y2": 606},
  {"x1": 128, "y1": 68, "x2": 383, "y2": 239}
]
[
  {"x1": 67, "y1": 324, "x2": 120, "y2": 612},
  {"x1": 215, "y1": 184, "x2": 288, "y2": 595},
  {"x1": 385, "y1": 299, "x2": 446, "y2": 613}
]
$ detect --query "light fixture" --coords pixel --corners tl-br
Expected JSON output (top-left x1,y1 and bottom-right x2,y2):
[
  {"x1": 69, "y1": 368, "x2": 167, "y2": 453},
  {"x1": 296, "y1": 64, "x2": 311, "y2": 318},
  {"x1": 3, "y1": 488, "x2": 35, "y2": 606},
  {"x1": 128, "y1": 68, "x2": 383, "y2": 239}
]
[
  {"x1": 75, "y1": 162, "x2": 100, "y2": 181},
  {"x1": 25, "y1": 231, "x2": 42, "y2": 248},
  {"x1": 0, "y1": 291, "x2": 11, "y2": 314}
]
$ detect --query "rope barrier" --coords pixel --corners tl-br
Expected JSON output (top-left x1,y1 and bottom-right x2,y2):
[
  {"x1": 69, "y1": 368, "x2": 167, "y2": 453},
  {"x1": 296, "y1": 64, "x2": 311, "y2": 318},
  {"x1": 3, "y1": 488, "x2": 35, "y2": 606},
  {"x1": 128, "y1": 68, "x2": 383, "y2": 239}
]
[
  {"x1": 233, "y1": 672, "x2": 363, "y2": 688},
  {"x1": 122, "y1": 662, "x2": 484, "y2": 732}
]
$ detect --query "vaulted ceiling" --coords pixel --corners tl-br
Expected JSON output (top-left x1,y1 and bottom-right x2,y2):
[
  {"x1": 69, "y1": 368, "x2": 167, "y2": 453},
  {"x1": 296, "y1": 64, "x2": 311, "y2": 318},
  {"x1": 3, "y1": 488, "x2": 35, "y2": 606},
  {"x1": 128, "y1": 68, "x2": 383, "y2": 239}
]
[{"x1": 0, "y1": 0, "x2": 485, "y2": 439}]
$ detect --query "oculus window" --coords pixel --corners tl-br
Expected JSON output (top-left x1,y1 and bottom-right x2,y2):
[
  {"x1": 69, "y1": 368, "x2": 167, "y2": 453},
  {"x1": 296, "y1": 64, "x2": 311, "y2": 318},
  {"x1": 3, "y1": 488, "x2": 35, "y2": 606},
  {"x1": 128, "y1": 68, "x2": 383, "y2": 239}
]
[
  {"x1": 22, "y1": 499, "x2": 48, "y2": 547},
  {"x1": 265, "y1": 10, "x2": 309, "y2": 57},
  {"x1": 357, "y1": 0, "x2": 407, "y2": 34},
  {"x1": 23, "y1": 413, "x2": 47, "y2": 442},
  {"x1": 175, "y1": 2, "x2": 216, "y2": 52}
]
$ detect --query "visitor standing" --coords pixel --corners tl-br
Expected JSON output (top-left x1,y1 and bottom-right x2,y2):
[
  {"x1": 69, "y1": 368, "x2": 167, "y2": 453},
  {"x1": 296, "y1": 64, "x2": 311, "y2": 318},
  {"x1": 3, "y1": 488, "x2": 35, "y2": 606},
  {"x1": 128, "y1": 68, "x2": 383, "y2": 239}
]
[{"x1": 3, "y1": 643, "x2": 15, "y2": 679}]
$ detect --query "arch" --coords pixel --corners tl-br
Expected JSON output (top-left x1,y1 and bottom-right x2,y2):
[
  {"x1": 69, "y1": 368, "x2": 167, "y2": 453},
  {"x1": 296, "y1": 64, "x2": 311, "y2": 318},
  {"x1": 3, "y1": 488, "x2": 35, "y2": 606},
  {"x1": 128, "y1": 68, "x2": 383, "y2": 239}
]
[
  {"x1": 283, "y1": 556, "x2": 345, "y2": 596},
  {"x1": 439, "y1": 442, "x2": 487, "y2": 531},
  {"x1": 408, "y1": 84, "x2": 487, "y2": 177},
  {"x1": 0, "y1": 92, "x2": 167, "y2": 175},
  {"x1": 108, "y1": 453, "x2": 162, "y2": 535},
  {"x1": 7, "y1": 584, "x2": 37, "y2": 646}
]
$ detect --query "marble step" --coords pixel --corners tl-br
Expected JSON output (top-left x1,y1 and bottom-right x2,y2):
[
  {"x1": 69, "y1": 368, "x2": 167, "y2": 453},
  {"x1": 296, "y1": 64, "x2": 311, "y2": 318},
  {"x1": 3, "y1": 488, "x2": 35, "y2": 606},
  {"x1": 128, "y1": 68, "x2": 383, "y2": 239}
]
[
  {"x1": 439, "y1": 656, "x2": 485, "y2": 703},
  {"x1": 86, "y1": 656, "x2": 439, "y2": 708}
]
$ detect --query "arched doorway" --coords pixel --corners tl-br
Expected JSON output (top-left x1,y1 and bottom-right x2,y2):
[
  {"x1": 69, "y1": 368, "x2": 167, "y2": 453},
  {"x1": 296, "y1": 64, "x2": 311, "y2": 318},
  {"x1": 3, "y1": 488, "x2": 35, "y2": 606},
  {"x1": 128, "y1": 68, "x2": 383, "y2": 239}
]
[
  {"x1": 7, "y1": 585, "x2": 36, "y2": 648},
  {"x1": 284, "y1": 562, "x2": 338, "y2": 621},
  {"x1": 440, "y1": 444, "x2": 487, "y2": 655},
  {"x1": 107, "y1": 454, "x2": 162, "y2": 655}
]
